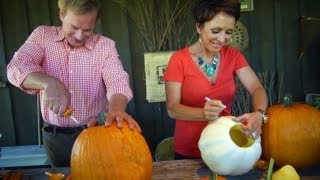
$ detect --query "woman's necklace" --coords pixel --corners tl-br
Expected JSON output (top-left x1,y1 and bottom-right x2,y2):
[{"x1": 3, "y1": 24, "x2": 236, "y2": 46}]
[{"x1": 198, "y1": 55, "x2": 219, "y2": 77}]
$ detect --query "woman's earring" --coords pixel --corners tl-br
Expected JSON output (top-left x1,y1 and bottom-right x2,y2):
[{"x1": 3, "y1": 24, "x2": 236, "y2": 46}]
[{"x1": 199, "y1": 38, "x2": 202, "y2": 43}]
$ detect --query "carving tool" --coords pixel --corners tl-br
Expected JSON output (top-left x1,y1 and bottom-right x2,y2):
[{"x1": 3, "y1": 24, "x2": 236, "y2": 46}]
[{"x1": 64, "y1": 108, "x2": 80, "y2": 124}]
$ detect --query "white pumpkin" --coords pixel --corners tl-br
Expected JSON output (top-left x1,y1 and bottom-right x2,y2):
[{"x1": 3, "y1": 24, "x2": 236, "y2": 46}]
[{"x1": 198, "y1": 116, "x2": 261, "y2": 176}]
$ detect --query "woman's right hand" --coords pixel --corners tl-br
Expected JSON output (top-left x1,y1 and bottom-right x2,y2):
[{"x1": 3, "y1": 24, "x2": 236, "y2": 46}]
[
  {"x1": 43, "y1": 77, "x2": 71, "y2": 117},
  {"x1": 203, "y1": 99, "x2": 226, "y2": 121}
]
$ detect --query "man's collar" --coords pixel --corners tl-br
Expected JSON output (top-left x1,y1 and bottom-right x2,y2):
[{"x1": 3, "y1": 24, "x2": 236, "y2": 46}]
[
  {"x1": 54, "y1": 27, "x2": 95, "y2": 50},
  {"x1": 54, "y1": 27, "x2": 65, "y2": 42}
]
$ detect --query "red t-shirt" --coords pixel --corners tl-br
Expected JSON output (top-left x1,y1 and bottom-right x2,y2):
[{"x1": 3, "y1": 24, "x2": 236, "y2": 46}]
[{"x1": 163, "y1": 46, "x2": 249, "y2": 157}]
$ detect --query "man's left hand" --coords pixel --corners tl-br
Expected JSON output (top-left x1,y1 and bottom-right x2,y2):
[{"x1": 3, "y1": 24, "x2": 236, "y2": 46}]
[
  {"x1": 105, "y1": 111, "x2": 141, "y2": 132},
  {"x1": 86, "y1": 111, "x2": 141, "y2": 132}
]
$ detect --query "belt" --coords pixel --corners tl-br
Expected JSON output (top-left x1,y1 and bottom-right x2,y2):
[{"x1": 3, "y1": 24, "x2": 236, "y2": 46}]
[{"x1": 44, "y1": 124, "x2": 87, "y2": 134}]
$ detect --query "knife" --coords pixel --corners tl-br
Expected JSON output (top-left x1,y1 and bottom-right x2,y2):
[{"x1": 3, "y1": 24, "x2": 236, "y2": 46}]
[{"x1": 69, "y1": 115, "x2": 80, "y2": 124}]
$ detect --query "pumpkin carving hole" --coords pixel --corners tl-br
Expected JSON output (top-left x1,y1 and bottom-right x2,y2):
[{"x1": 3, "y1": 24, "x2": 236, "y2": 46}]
[{"x1": 229, "y1": 125, "x2": 254, "y2": 148}]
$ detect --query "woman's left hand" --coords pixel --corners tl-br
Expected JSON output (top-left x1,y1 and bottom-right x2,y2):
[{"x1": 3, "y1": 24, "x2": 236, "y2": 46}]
[{"x1": 233, "y1": 112, "x2": 263, "y2": 139}]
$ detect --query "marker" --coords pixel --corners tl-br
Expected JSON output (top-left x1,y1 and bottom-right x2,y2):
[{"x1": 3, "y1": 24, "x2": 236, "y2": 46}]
[{"x1": 205, "y1": 97, "x2": 226, "y2": 109}]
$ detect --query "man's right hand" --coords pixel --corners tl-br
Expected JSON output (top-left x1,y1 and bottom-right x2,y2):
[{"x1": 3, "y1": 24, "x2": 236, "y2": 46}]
[
  {"x1": 21, "y1": 72, "x2": 70, "y2": 117},
  {"x1": 43, "y1": 77, "x2": 71, "y2": 117}
]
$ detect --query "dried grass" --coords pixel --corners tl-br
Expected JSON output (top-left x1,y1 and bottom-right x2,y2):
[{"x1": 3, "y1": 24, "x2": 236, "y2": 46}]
[
  {"x1": 112, "y1": 0, "x2": 194, "y2": 52},
  {"x1": 231, "y1": 71, "x2": 284, "y2": 116}
]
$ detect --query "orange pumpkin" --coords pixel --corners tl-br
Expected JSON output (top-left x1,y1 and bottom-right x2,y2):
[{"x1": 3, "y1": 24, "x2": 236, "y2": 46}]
[
  {"x1": 261, "y1": 94, "x2": 320, "y2": 168},
  {"x1": 70, "y1": 122, "x2": 153, "y2": 179}
]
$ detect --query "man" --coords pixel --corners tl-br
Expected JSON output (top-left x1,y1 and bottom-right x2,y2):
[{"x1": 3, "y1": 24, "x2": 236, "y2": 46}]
[{"x1": 7, "y1": 0, "x2": 140, "y2": 167}]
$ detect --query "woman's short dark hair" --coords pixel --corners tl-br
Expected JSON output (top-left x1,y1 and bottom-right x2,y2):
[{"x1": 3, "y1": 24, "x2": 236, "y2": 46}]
[{"x1": 193, "y1": 0, "x2": 241, "y2": 28}]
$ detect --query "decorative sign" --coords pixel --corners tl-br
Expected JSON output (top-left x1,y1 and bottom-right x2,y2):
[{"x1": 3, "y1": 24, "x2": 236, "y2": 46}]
[
  {"x1": 144, "y1": 51, "x2": 174, "y2": 102},
  {"x1": 240, "y1": 0, "x2": 254, "y2": 12}
]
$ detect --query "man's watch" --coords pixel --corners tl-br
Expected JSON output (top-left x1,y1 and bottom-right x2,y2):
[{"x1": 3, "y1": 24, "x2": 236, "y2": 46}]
[{"x1": 257, "y1": 109, "x2": 268, "y2": 125}]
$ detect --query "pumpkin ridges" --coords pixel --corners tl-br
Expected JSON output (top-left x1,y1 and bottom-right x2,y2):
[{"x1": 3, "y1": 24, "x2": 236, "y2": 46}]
[
  {"x1": 262, "y1": 101, "x2": 320, "y2": 168},
  {"x1": 71, "y1": 123, "x2": 152, "y2": 179},
  {"x1": 199, "y1": 116, "x2": 261, "y2": 176},
  {"x1": 265, "y1": 105, "x2": 295, "y2": 165}
]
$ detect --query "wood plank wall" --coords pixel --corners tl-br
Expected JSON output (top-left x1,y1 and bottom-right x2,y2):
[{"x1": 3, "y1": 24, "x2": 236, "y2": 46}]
[{"x1": 0, "y1": 0, "x2": 319, "y2": 155}]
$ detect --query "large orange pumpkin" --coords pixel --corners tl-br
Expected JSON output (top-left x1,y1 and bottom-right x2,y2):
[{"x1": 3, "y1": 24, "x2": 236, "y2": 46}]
[
  {"x1": 70, "y1": 122, "x2": 153, "y2": 179},
  {"x1": 261, "y1": 94, "x2": 320, "y2": 168}
]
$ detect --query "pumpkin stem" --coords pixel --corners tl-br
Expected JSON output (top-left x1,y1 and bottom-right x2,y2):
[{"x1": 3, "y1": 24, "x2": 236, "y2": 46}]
[
  {"x1": 209, "y1": 172, "x2": 217, "y2": 180},
  {"x1": 283, "y1": 93, "x2": 293, "y2": 107},
  {"x1": 266, "y1": 158, "x2": 275, "y2": 180}
]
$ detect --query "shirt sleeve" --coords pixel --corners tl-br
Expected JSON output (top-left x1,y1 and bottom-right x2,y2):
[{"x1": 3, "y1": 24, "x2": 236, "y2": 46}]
[
  {"x1": 6, "y1": 26, "x2": 45, "y2": 94},
  {"x1": 232, "y1": 48, "x2": 248, "y2": 70},
  {"x1": 102, "y1": 41, "x2": 133, "y2": 102},
  {"x1": 163, "y1": 50, "x2": 185, "y2": 82}
]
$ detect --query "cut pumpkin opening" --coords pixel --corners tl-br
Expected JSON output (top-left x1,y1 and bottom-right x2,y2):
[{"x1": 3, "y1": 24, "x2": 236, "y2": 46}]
[{"x1": 229, "y1": 125, "x2": 254, "y2": 148}]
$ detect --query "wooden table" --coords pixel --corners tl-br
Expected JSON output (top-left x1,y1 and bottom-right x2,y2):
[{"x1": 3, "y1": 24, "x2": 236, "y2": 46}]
[{"x1": 1, "y1": 159, "x2": 320, "y2": 179}]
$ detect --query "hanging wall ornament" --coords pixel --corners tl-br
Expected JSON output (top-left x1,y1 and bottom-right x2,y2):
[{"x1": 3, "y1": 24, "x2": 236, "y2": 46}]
[{"x1": 228, "y1": 21, "x2": 249, "y2": 51}]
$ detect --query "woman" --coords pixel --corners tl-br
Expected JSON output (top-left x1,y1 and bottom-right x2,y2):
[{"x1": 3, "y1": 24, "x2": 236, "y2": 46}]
[{"x1": 163, "y1": 0, "x2": 268, "y2": 160}]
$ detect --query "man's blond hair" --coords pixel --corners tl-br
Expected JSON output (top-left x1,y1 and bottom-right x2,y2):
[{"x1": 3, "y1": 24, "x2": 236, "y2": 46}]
[{"x1": 58, "y1": 0, "x2": 101, "y2": 16}]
